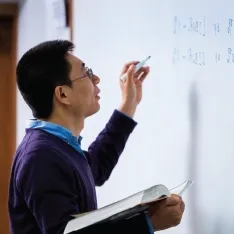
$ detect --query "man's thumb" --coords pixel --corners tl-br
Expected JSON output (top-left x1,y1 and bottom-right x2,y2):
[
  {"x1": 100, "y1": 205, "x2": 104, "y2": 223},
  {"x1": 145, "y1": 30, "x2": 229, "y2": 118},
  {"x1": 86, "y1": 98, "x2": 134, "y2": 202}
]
[{"x1": 165, "y1": 195, "x2": 180, "y2": 206}]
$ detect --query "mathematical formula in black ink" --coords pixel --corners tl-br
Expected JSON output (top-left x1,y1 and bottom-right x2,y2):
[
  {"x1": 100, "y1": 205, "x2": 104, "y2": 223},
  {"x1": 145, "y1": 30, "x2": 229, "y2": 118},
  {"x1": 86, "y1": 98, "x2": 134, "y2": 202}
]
[
  {"x1": 213, "y1": 23, "x2": 220, "y2": 36},
  {"x1": 227, "y1": 48, "x2": 234, "y2": 63},
  {"x1": 227, "y1": 18, "x2": 233, "y2": 37},
  {"x1": 173, "y1": 16, "x2": 206, "y2": 36},
  {"x1": 173, "y1": 48, "x2": 206, "y2": 66},
  {"x1": 215, "y1": 53, "x2": 221, "y2": 63}
]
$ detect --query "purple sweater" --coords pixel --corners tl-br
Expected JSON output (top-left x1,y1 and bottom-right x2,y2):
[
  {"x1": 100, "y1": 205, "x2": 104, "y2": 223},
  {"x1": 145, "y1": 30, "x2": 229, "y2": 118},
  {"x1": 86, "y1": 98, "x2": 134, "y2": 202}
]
[{"x1": 8, "y1": 110, "x2": 137, "y2": 234}]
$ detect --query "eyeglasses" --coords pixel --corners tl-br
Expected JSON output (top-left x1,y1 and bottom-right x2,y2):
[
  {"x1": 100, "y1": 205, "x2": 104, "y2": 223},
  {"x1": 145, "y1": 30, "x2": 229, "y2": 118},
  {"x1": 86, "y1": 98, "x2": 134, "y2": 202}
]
[{"x1": 71, "y1": 67, "x2": 94, "y2": 83}]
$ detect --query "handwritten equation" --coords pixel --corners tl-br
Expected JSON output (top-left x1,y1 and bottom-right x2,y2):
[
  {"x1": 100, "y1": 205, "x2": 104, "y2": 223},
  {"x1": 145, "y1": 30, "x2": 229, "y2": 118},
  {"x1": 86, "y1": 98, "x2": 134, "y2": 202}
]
[
  {"x1": 213, "y1": 50, "x2": 234, "y2": 64},
  {"x1": 215, "y1": 53, "x2": 221, "y2": 63},
  {"x1": 173, "y1": 16, "x2": 234, "y2": 66},
  {"x1": 174, "y1": 16, "x2": 234, "y2": 37},
  {"x1": 227, "y1": 48, "x2": 234, "y2": 63},
  {"x1": 173, "y1": 48, "x2": 234, "y2": 64},
  {"x1": 173, "y1": 48, "x2": 205, "y2": 65},
  {"x1": 173, "y1": 16, "x2": 206, "y2": 36},
  {"x1": 227, "y1": 18, "x2": 233, "y2": 36},
  {"x1": 213, "y1": 18, "x2": 233, "y2": 36},
  {"x1": 213, "y1": 22, "x2": 220, "y2": 36}
]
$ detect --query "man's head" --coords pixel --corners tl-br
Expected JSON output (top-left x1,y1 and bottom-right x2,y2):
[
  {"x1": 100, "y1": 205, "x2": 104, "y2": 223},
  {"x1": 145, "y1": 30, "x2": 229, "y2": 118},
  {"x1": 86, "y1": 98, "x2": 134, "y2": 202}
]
[{"x1": 17, "y1": 40, "x2": 100, "y2": 120}]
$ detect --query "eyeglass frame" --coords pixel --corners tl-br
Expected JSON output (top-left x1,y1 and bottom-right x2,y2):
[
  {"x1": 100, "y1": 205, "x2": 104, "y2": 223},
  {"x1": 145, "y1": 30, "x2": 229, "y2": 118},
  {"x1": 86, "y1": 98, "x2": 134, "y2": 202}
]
[{"x1": 71, "y1": 67, "x2": 94, "y2": 83}]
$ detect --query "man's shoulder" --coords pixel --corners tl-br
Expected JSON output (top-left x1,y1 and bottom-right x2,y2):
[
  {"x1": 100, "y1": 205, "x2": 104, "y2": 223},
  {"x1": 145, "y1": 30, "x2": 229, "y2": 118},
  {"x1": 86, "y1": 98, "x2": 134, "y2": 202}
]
[
  {"x1": 13, "y1": 130, "x2": 74, "y2": 191},
  {"x1": 13, "y1": 129, "x2": 69, "y2": 175},
  {"x1": 17, "y1": 129, "x2": 63, "y2": 156}
]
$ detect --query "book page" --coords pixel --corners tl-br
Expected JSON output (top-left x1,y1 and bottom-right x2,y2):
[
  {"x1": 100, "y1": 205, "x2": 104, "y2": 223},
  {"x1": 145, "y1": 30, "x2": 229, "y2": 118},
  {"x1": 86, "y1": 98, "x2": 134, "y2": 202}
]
[
  {"x1": 169, "y1": 180, "x2": 194, "y2": 196},
  {"x1": 141, "y1": 184, "x2": 170, "y2": 204}
]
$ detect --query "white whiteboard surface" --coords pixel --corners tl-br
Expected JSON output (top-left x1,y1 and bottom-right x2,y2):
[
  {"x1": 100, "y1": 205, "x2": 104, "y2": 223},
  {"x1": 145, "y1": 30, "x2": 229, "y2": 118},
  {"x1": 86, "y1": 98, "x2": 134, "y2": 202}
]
[{"x1": 74, "y1": 1, "x2": 234, "y2": 233}]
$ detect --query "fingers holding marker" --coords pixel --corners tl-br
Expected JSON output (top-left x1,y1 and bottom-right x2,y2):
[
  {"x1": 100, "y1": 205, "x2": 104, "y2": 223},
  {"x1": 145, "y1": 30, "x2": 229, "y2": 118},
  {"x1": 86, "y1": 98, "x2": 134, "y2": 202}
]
[
  {"x1": 135, "y1": 67, "x2": 150, "y2": 83},
  {"x1": 120, "y1": 61, "x2": 139, "y2": 77},
  {"x1": 126, "y1": 64, "x2": 135, "y2": 83},
  {"x1": 120, "y1": 56, "x2": 151, "y2": 81},
  {"x1": 134, "y1": 66, "x2": 149, "y2": 78}
]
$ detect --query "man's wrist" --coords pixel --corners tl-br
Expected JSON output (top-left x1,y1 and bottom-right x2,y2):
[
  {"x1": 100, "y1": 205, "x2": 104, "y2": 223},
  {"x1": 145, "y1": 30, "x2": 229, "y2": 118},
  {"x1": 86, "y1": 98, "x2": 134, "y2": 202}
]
[
  {"x1": 149, "y1": 216, "x2": 157, "y2": 231},
  {"x1": 118, "y1": 101, "x2": 137, "y2": 118}
]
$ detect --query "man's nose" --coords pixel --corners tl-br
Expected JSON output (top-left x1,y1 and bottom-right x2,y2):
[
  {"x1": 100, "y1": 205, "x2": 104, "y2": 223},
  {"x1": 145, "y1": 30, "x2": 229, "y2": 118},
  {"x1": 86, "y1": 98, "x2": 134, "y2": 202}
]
[{"x1": 93, "y1": 74, "x2": 100, "y2": 85}]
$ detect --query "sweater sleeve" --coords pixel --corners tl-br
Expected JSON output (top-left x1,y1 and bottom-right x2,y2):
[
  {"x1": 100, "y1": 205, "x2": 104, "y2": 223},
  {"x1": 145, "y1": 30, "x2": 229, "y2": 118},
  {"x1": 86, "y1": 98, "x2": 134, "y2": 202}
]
[{"x1": 84, "y1": 110, "x2": 137, "y2": 186}]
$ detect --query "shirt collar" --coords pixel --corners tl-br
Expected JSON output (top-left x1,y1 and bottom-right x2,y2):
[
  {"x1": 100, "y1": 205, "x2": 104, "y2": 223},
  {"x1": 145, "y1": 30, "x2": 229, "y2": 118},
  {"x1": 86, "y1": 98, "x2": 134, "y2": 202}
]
[{"x1": 26, "y1": 119, "x2": 83, "y2": 146}]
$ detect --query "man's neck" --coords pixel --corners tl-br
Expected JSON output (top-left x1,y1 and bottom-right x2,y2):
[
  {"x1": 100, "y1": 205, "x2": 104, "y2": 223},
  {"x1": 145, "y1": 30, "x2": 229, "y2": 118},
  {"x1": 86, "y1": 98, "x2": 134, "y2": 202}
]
[{"x1": 43, "y1": 114, "x2": 84, "y2": 137}]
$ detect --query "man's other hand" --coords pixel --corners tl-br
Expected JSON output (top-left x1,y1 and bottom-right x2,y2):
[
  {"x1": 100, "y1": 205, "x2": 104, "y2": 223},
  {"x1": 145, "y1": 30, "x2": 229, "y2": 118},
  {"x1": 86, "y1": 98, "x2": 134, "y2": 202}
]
[{"x1": 148, "y1": 194, "x2": 185, "y2": 231}]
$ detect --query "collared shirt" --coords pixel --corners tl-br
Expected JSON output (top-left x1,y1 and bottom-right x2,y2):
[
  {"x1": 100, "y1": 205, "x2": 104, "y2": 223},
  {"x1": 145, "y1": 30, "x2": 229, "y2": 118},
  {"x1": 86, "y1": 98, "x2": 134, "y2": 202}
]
[
  {"x1": 26, "y1": 119, "x2": 84, "y2": 155},
  {"x1": 25, "y1": 109, "x2": 133, "y2": 155}
]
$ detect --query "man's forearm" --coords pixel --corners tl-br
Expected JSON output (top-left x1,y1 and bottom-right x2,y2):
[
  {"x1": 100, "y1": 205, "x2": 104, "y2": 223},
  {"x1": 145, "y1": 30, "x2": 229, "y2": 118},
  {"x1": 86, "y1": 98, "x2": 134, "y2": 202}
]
[{"x1": 86, "y1": 110, "x2": 137, "y2": 186}]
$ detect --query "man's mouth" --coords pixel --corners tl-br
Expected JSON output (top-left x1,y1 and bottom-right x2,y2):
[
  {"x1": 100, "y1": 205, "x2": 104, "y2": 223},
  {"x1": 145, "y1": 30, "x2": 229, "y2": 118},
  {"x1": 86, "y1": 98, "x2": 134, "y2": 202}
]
[{"x1": 95, "y1": 87, "x2": 101, "y2": 96}]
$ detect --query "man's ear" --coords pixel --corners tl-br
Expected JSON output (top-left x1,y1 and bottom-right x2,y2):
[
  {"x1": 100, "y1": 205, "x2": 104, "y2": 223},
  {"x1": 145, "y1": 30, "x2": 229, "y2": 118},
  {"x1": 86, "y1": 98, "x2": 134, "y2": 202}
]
[{"x1": 54, "y1": 86, "x2": 71, "y2": 105}]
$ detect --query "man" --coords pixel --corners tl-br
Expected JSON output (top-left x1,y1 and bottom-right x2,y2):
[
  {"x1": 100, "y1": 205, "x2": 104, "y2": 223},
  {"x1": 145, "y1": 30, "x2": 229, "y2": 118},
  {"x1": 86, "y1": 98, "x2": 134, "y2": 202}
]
[{"x1": 8, "y1": 40, "x2": 185, "y2": 234}]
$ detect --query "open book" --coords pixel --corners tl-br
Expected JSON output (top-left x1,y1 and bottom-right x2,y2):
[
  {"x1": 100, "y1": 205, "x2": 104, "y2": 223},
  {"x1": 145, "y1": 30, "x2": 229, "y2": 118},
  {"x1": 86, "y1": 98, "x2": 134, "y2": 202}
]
[{"x1": 64, "y1": 180, "x2": 194, "y2": 234}]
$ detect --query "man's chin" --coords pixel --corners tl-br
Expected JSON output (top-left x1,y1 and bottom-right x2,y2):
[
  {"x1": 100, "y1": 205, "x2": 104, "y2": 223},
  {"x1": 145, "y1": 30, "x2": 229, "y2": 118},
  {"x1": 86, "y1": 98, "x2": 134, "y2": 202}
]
[
  {"x1": 95, "y1": 104, "x2": 100, "y2": 113},
  {"x1": 85, "y1": 104, "x2": 100, "y2": 118}
]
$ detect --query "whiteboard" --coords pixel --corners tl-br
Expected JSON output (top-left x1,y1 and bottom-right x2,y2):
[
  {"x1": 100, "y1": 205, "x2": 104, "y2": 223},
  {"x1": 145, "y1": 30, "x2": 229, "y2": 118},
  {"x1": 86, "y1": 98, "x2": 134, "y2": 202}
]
[{"x1": 74, "y1": 0, "x2": 234, "y2": 233}]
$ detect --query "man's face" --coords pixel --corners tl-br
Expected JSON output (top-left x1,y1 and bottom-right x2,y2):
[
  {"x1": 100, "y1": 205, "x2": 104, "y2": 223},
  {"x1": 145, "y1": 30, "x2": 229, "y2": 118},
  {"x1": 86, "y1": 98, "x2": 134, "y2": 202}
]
[{"x1": 66, "y1": 54, "x2": 101, "y2": 118}]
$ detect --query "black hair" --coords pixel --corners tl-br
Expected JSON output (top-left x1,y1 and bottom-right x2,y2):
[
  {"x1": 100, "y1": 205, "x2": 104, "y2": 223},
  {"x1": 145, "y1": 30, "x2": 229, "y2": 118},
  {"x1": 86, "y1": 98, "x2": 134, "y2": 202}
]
[{"x1": 16, "y1": 40, "x2": 74, "y2": 119}]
